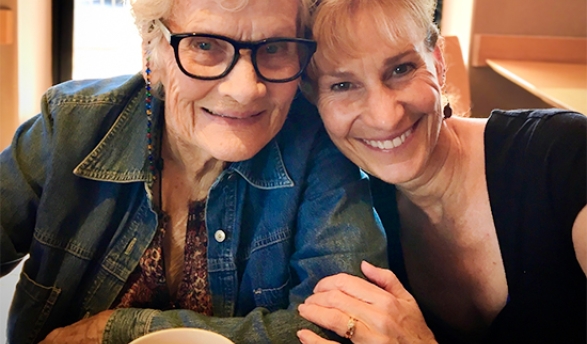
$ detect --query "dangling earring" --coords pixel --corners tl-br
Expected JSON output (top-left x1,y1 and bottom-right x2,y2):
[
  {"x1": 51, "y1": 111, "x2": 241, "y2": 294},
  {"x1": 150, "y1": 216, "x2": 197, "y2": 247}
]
[
  {"x1": 145, "y1": 44, "x2": 156, "y2": 187},
  {"x1": 443, "y1": 103, "x2": 453, "y2": 119}
]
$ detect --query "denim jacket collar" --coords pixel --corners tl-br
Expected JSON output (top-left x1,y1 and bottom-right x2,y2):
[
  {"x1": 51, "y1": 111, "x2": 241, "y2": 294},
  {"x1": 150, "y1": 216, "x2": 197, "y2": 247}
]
[{"x1": 73, "y1": 76, "x2": 293, "y2": 190}]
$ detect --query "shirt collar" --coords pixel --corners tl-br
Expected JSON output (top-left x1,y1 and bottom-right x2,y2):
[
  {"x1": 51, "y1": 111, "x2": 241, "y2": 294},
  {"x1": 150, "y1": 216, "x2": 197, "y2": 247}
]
[{"x1": 74, "y1": 79, "x2": 293, "y2": 189}]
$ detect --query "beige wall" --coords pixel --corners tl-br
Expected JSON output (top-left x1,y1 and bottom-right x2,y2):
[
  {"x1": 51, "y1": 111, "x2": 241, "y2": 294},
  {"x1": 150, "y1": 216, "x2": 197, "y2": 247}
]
[
  {"x1": 441, "y1": 0, "x2": 474, "y2": 67},
  {"x1": 442, "y1": 0, "x2": 587, "y2": 117},
  {"x1": 18, "y1": 0, "x2": 52, "y2": 123},
  {"x1": 0, "y1": 0, "x2": 18, "y2": 150},
  {"x1": 472, "y1": 0, "x2": 586, "y2": 37},
  {"x1": 0, "y1": 0, "x2": 51, "y2": 151}
]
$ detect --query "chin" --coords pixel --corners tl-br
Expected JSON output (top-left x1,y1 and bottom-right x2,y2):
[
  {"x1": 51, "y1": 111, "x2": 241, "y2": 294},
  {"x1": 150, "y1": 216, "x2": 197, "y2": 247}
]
[
  {"x1": 364, "y1": 162, "x2": 417, "y2": 185},
  {"x1": 213, "y1": 144, "x2": 267, "y2": 163}
]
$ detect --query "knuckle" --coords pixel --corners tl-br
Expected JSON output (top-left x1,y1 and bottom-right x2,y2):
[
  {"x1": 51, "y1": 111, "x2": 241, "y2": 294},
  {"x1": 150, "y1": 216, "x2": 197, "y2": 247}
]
[
  {"x1": 371, "y1": 309, "x2": 400, "y2": 330},
  {"x1": 380, "y1": 316, "x2": 396, "y2": 332},
  {"x1": 331, "y1": 274, "x2": 349, "y2": 289},
  {"x1": 380, "y1": 298, "x2": 396, "y2": 313},
  {"x1": 329, "y1": 289, "x2": 348, "y2": 308}
]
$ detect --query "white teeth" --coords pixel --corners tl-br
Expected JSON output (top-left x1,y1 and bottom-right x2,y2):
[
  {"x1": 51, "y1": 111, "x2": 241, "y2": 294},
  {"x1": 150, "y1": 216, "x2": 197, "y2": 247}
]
[
  {"x1": 364, "y1": 128, "x2": 413, "y2": 150},
  {"x1": 392, "y1": 136, "x2": 402, "y2": 147},
  {"x1": 205, "y1": 108, "x2": 232, "y2": 118}
]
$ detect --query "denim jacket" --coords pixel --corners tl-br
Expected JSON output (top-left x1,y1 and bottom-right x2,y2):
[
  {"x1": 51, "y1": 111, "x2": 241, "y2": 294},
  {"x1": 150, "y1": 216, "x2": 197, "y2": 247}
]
[{"x1": 0, "y1": 74, "x2": 388, "y2": 344}]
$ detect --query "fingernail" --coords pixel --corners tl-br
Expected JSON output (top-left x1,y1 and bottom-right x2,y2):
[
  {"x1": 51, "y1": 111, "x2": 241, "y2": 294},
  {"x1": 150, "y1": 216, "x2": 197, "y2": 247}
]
[
  {"x1": 362, "y1": 260, "x2": 375, "y2": 268},
  {"x1": 297, "y1": 330, "x2": 306, "y2": 343}
]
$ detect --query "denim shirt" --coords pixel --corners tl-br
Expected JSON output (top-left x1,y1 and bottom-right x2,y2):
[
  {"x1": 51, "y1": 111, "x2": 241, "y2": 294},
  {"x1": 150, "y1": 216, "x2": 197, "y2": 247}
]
[{"x1": 0, "y1": 74, "x2": 388, "y2": 344}]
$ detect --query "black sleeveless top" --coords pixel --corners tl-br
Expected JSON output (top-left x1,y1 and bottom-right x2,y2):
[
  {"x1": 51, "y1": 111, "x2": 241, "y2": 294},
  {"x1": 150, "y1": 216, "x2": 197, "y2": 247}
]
[{"x1": 371, "y1": 109, "x2": 586, "y2": 343}]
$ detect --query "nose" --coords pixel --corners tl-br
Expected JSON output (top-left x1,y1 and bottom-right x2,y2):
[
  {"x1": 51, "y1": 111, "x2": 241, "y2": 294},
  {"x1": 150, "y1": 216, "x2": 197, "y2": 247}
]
[
  {"x1": 361, "y1": 86, "x2": 404, "y2": 131},
  {"x1": 217, "y1": 50, "x2": 267, "y2": 104}
]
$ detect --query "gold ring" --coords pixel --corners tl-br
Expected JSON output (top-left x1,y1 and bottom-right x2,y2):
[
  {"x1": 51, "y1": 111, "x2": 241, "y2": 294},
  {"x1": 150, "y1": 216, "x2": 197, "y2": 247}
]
[{"x1": 345, "y1": 317, "x2": 357, "y2": 339}]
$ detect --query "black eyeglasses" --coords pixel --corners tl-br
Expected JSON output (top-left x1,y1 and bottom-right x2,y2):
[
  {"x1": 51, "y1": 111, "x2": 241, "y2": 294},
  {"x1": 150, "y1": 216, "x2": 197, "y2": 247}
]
[{"x1": 156, "y1": 20, "x2": 317, "y2": 83}]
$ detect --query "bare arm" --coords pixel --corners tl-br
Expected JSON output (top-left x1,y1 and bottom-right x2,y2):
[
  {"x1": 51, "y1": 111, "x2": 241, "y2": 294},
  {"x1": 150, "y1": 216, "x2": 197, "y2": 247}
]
[{"x1": 572, "y1": 205, "x2": 587, "y2": 276}]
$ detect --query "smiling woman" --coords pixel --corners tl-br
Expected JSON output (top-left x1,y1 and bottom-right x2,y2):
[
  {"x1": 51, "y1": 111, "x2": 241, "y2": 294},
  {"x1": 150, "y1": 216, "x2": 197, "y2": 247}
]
[
  {"x1": 297, "y1": 0, "x2": 586, "y2": 343},
  {"x1": 0, "y1": 0, "x2": 388, "y2": 343}
]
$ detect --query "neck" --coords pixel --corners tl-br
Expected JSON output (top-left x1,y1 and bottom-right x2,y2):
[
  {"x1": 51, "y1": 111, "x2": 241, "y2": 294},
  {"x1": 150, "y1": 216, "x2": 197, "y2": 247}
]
[
  {"x1": 160, "y1": 126, "x2": 225, "y2": 203},
  {"x1": 395, "y1": 121, "x2": 465, "y2": 223},
  {"x1": 163, "y1": 125, "x2": 220, "y2": 174}
]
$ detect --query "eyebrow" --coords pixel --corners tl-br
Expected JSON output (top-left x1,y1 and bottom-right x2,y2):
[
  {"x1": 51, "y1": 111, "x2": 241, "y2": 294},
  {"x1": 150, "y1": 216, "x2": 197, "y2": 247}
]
[
  {"x1": 382, "y1": 49, "x2": 418, "y2": 67},
  {"x1": 322, "y1": 70, "x2": 355, "y2": 79},
  {"x1": 322, "y1": 49, "x2": 419, "y2": 78},
  {"x1": 171, "y1": 17, "x2": 297, "y2": 40}
]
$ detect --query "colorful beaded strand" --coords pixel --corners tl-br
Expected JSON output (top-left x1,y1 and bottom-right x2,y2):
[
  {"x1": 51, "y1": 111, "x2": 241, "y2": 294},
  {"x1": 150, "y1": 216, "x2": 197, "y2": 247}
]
[{"x1": 145, "y1": 52, "x2": 156, "y2": 187}]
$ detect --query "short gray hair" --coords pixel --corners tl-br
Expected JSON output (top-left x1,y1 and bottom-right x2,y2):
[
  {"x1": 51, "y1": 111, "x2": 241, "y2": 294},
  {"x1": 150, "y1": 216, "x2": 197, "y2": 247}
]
[{"x1": 130, "y1": 0, "x2": 316, "y2": 70}]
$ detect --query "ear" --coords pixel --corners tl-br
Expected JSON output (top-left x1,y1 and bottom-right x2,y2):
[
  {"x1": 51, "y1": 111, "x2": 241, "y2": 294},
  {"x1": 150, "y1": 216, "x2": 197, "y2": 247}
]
[{"x1": 432, "y1": 40, "x2": 446, "y2": 88}]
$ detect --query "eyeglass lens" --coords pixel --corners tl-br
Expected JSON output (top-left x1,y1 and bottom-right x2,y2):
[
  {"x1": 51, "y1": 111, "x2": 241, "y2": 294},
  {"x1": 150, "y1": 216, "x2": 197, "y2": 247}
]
[{"x1": 177, "y1": 36, "x2": 312, "y2": 81}]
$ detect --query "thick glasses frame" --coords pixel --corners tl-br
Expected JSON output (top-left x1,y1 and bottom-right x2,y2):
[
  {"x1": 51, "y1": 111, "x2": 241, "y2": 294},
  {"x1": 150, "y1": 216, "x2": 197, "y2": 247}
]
[{"x1": 156, "y1": 20, "x2": 317, "y2": 83}]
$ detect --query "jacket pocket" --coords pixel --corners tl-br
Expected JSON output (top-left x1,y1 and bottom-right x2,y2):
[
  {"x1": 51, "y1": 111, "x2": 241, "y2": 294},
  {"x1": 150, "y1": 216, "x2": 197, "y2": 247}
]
[
  {"x1": 252, "y1": 277, "x2": 290, "y2": 312},
  {"x1": 7, "y1": 271, "x2": 61, "y2": 344}
]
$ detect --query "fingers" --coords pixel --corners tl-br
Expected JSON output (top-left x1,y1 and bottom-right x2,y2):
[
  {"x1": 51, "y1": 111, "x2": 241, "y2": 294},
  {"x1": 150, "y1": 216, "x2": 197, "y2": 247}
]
[
  {"x1": 37, "y1": 310, "x2": 113, "y2": 344},
  {"x1": 298, "y1": 303, "x2": 373, "y2": 342},
  {"x1": 300, "y1": 291, "x2": 435, "y2": 344},
  {"x1": 312, "y1": 271, "x2": 392, "y2": 305},
  {"x1": 301, "y1": 263, "x2": 435, "y2": 344},
  {"x1": 302, "y1": 288, "x2": 399, "y2": 334},
  {"x1": 312, "y1": 263, "x2": 411, "y2": 304},
  {"x1": 296, "y1": 329, "x2": 340, "y2": 344},
  {"x1": 361, "y1": 261, "x2": 410, "y2": 299},
  {"x1": 299, "y1": 285, "x2": 435, "y2": 343}
]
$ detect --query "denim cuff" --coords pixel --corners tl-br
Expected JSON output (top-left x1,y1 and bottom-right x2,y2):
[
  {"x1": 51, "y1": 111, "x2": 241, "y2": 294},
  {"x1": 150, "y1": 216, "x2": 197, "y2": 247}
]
[{"x1": 102, "y1": 308, "x2": 160, "y2": 344}]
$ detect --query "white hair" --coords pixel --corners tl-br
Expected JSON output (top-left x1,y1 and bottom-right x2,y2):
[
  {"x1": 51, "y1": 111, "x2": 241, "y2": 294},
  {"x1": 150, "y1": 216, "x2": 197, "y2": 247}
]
[{"x1": 130, "y1": 0, "x2": 316, "y2": 71}]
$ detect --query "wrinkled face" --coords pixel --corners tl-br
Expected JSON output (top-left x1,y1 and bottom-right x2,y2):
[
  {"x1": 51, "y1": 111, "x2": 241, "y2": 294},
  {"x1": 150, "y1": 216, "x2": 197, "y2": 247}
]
[
  {"x1": 156, "y1": 0, "x2": 300, "y2": 162},
  {"x1": 314, "y1": 11, "x2": 445, "y2": 184}
]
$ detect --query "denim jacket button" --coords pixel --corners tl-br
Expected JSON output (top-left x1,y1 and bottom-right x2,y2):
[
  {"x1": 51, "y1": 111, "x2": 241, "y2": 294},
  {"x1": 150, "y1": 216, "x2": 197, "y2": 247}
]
[{"x1": 214, "y1": 230, "x2": 226, "y2": 243}]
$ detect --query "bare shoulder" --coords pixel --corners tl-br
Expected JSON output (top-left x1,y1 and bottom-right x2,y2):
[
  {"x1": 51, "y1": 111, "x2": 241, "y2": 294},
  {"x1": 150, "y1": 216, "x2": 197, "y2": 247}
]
[
  {"x1": 449, "y1": 116, "x2": 488, "y2": 132},
  {"x1": 572, "y1": 205, "x2": 587, "y2": 275},
  {"x1": 446, "y1": 117, "x2": 488, "y2": 154}
]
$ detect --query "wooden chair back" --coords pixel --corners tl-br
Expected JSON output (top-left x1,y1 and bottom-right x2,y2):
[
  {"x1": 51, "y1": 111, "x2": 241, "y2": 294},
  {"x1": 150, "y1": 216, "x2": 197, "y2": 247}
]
[{"x1": 443, "y1": 36, "x2": 472, "y2": 116}]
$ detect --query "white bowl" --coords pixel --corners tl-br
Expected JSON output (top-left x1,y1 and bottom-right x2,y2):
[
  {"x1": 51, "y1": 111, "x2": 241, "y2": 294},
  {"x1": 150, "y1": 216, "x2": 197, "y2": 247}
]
[{"x1": 129, "y1": 328, "x2": 235, "y2": 344}]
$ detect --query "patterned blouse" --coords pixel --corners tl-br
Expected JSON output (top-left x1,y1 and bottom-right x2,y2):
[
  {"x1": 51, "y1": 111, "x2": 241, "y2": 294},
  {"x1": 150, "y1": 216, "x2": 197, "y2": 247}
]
[{"x1": 112, "y1": 200, "x2": 213, "y2": 315}]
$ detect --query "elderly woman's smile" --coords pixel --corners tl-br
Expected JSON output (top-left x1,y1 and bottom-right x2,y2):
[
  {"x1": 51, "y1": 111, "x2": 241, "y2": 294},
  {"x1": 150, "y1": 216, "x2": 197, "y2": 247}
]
[
  {"x1": 202, "y1": 107, "x2": 264, "y2": 120},
  {"x1": 151, "y1": 0, "x2": 303, "y2": 163},
  {"x1": 1, "y1": 0, "x2": 396, "y2": 342}
]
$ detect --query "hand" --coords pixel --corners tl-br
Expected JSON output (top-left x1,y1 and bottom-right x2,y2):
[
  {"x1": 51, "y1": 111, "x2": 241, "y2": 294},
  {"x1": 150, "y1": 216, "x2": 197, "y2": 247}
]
[
  {"x1": 39, "y1": 310, "x2": 115, "y2": 344},
  {"x1": 297, "y1": 261, "x2": 436, "y2": 344}
]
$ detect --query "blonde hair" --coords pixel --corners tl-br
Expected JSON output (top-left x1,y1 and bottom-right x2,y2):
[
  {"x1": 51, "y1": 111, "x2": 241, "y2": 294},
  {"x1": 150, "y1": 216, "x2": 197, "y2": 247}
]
[
  {"x1": 308, "y1": 0, "x2": 439, "y2": 80},
  {"x1": 299, "y1": 0, "x2": 449, "y2": 107},
  {"x1": 130, "y1": 0, "x2": 316, "y2": 70}
]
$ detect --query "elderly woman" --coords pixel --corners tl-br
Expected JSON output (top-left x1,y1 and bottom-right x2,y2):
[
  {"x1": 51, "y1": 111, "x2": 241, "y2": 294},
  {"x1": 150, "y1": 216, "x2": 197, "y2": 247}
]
[
  {"x1": 0, "y1": 0, "x2": 388, "y2": 343},
  {"x1": 296, "y1": 0, "x2": 586, "y2": 343}
]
